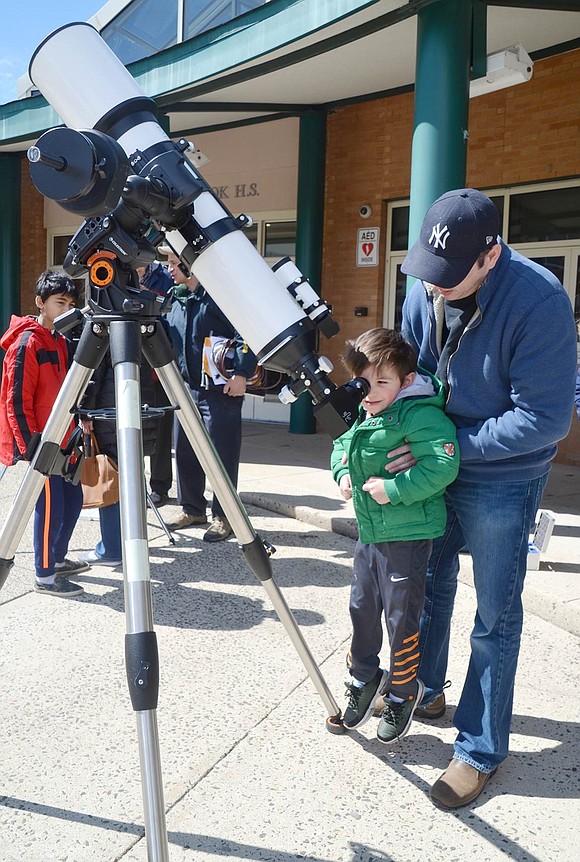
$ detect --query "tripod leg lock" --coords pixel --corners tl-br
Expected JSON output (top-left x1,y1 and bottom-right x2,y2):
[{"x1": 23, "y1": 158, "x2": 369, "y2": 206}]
[
  {"x1": 240, "y1": 535, "x2": 274, "y2": 582},
  {"x1": 125, "y1": 631, "x2": 160, "y2": 712},
  {"x1": 0, "y1": 558, "x2": 15, "y2": 591}
]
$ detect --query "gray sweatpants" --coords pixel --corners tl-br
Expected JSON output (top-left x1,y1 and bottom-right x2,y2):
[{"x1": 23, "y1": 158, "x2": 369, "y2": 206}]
[{"x1": 348, "y1": 539, "x2": 431, "y2": 699}]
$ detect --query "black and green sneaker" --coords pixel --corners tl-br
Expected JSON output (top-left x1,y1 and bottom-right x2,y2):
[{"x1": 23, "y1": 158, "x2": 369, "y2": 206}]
[
  {"x1": 343, "y1": 669, "x2": 387, "y2": 730},
  {"x1": 377, "y1": 679, "x2": 425, "y2": 744}
]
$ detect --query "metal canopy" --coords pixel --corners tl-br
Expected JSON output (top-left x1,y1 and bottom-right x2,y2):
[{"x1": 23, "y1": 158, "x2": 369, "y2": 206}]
[{"x1": 0, "y1": 0, "x2": 579, "y2": 151}]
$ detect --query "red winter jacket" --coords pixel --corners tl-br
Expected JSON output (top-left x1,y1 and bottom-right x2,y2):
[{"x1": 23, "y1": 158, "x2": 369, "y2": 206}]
[{"x1": 0, "y1": 315, "x2": 73, "y2": 466}]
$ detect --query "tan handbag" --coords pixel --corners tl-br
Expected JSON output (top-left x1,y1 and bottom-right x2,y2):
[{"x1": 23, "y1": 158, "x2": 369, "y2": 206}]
[{"x1": 80, "y1": 432, "x2": 119, "y2": 509}]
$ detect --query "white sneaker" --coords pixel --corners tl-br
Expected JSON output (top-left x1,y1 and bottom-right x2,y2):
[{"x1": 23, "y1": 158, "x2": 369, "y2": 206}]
[{"x1": 77, "y1": 550, "x2": 122, "y2": 567}]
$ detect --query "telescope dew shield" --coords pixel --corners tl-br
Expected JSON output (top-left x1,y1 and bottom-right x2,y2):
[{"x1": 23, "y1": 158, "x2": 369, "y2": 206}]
[{"x1": 29, "y1": 22, "x2": 167, "y2": 153}]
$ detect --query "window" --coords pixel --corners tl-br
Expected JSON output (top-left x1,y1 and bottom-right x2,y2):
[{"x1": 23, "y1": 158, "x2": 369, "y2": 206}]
[
  {"x1": 101, "y1": 0, "x2": 270, "y2": 65},
  {"x1": 101, "y1": 0, "x2": 178, "y2": 64},
  {"x1": 239, "y1": 212, "x2": 296, "y2": 263},
  {"x1": 184, "y1": 1, "x2": 269, "y2": 42},
  {"x1": 47, "y1": 231, "x2": 87, "y2": 299},
  {"x1": 264, "y1": 221, "x2": 296, "y2": 260},
  {"x1": 508, "y1": 186, "x2": 580, "y2": 244}
]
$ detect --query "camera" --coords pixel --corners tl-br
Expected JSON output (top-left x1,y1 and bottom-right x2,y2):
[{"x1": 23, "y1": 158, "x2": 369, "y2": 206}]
[{"x1": 359, "y1": 204, "x2": 372, "y2": 219}]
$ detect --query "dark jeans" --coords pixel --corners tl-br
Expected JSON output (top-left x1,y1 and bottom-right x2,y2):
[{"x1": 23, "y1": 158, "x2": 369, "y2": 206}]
[
  {"x1": 418, "y1": 472, "x2": 549, "y2": 771},
  {"x1": 174, "y1": 383, "x2": 243, "y2": 518},
  {"x1": 148, "y1": 378, "x2": 173, "y2": 496},
  {"x1": 95, "y1": 502, "x2": 122, "y2": 561}
]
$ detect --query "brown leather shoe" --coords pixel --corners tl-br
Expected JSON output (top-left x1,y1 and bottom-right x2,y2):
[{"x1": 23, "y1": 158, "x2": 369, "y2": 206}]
[
  {"x1": 430, "y1": 759, "x2": 497, "y2": 809},
  {"x1": 203, "y1": 516, "x2": 232, "y2": 543},
  {"x1": 415, "y1": 692, "x2": 447, "y2": 720},
  {"x1": 165, "y1": 511, "x2": 208, "y2": 531}
]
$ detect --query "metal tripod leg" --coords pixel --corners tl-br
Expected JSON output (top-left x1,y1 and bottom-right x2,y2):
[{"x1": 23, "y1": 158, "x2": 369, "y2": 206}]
[
  {"x1": 153, "y1": 358, "x2": 342, "y2": 723},
  {"x1": 0, "y1": 317, "x2": 171, "y2": 861},
  {"x1": 146, "y1": 492, "x2": 175, "y2": 545},
  {"x1": 110, "y1": 319, "x2": 169, "y2": 862}
]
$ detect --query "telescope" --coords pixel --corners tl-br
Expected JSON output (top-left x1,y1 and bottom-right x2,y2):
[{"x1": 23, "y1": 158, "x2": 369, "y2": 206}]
[
  {"x1": 0, "y1": 23, "x2": 372, "y2": 860},
  {"x1": 27, "y1": 22, "x2": 369, "y2": 438}
]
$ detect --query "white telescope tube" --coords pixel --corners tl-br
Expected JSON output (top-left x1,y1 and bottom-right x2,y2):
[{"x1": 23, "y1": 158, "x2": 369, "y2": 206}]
[
  {"x1": 30, "y1": 22, "x2": 313, "y2": 365},
  {"x1": 185, "y1": 231, "x2": 306, "y2": 356}
]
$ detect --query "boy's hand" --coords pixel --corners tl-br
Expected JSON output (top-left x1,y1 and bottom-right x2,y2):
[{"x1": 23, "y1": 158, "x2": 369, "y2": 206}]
[
  {"x1": 362, "y1": 476, "x2": 390, "y2": 504},
  {"x1": 385, "y1": 441, "x2": 417, "y2": 474},
  {"x1": 339, "y1": 474, "x2": 353, "y2": 500}
]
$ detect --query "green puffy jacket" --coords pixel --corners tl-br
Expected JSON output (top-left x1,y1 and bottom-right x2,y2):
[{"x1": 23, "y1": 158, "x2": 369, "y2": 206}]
[{"x1": 331, "y1": 372, "x2": 459, "y2": 544}]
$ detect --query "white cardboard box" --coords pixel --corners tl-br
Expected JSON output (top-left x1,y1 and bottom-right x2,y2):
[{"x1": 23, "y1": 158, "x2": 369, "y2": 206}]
[{"x1": 527, "y1": 509, "x2": 556, "y2": 570}]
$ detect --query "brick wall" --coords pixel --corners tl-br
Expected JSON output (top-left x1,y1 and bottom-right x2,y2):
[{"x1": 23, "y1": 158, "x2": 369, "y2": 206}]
[
  {"x1": 20, "y1": 156, "x2": 46, "y2": 314},
  {"x1": 322, "y1": 49, "x2": 580, "y2": 463}
]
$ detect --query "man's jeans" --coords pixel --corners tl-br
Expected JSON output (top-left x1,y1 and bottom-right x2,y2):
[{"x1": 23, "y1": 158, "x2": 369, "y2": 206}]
[
  {"x1": 96, "y1": 502, "x2": 122, "y2": 561},
  {"x1": 174, "y1": 383, "x2": 243, "y2": 518},
  {"x1": 418, "y1": 472, "x2": 548, "y2": 772}
]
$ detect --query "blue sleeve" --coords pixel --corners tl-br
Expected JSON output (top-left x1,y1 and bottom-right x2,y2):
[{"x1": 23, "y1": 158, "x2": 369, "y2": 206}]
[
  {"x1": 575, "y1": 367, "x2": 580, "y2": 421},
  {"x1": 232, "y1": 335, "x2": 258, "y2": 379},
  {"x1": 457, "y1": 292, "x2": 577, "y2": 461}
]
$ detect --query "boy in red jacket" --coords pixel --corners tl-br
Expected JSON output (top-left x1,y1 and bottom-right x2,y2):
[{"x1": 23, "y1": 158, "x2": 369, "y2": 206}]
[{"x1": 0, "y1": 271, "x2": 88, "y2": 597}]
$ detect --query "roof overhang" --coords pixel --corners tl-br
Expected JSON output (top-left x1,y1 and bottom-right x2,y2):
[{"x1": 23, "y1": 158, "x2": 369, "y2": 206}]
[{"x1": 0, "y1": 0, "x2": 579, "y2": 152}]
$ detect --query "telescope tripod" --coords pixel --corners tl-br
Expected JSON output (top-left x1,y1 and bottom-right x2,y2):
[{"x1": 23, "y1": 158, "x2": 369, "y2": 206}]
[{"x1": 0, "y1": 310, "x2": 343, "y2": 862}]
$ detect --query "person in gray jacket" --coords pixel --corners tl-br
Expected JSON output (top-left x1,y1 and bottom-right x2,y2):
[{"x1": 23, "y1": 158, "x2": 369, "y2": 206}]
[{"x1": 400, "y1": 188, "x2": 577, "y2": 809}]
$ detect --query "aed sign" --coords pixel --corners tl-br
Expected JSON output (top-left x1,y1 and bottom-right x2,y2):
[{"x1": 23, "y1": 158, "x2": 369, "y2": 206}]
[{"x1": 356, "y1": 228, "x2": 380, "y2": 267}]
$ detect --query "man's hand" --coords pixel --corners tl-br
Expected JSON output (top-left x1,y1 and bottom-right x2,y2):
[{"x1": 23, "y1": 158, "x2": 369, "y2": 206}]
[
  {"x1": 385, "y1": 441, "x2": 417, "y2": 474},
  {"x1": 339, "y1": 474, "x2": 353, "y2": 501},
  {"x1": 224, "y1": 375, "x2": 247, "y2": 397},
  {"x1": 362, "y1": 476, "x2": 390, "y2": 504}
]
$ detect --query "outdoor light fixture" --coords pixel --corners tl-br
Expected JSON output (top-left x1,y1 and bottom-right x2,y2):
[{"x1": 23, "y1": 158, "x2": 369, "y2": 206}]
[{"x1": 470, "y1": 43, "x2": 533, "y2": 98}]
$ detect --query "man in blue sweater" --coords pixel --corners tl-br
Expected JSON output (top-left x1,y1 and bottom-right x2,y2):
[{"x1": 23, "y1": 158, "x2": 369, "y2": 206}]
[{"x1": 400, "y1": 188, "x2": 577, "y2": 808}]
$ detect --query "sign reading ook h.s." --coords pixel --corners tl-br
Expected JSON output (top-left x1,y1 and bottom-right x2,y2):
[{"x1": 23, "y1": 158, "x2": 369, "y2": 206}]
[{"x1": 357, "y1": 228, "x2": 380, "y2": 266}]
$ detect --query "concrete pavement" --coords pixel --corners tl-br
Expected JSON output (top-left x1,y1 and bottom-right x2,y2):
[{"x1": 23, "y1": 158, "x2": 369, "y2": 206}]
[{"x1": 0, "y1": 419, "x2": 578, "y2": 862}]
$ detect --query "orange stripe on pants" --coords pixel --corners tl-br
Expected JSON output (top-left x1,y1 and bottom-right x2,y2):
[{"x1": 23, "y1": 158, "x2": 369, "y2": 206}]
[{"x1": 42, "y1": 478, "x2": 52, "y2": 570}]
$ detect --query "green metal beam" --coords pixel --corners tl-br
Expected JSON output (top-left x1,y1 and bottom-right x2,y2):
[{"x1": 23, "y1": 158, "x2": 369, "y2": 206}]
[
  {"x1": 0, "y1": 155, "x2": 21, "y2": 334},
  {"x1": 471, "y1": 1, "x2": 488, "y2": 80},
  {"x1": 290, "y1": 111, "x2": 327, "y2": 435},
  {"x1": 407, "y1": 0, "x2": 473, "y2": 259}
]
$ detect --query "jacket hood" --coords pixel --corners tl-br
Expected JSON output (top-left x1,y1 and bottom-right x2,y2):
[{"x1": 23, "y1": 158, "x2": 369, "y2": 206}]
[
  {"x1": 0, "y1": 315, "x2": 51, "y2": 351},
  {"x1": 396, "y1": 371, "x2": 436, "y2": 401}
]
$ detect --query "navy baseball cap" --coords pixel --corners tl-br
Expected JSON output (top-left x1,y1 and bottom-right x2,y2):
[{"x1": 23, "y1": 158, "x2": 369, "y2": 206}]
[{"x1": 401, "y1": 189, "x2": 500, "y2": 289}]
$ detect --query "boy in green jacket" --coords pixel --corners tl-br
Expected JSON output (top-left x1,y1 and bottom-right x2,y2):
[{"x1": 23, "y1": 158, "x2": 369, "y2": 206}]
[{"x1": 331, "y1": 328, "x2": 459, "y2": 743}]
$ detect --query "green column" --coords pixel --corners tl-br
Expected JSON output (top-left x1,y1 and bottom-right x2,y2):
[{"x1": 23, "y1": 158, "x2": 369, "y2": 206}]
[
  {"x1": 407, "y1": 0, "x2": 473, "y2": 254},
  {"x1": 290, "y1": 110, "x2": 326, "y2": 434},
  {"x1": 0, "y1": 155, "x2": 21, "y2": 334}
]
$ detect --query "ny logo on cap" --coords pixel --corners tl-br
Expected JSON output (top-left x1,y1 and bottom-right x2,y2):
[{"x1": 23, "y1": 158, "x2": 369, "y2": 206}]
[{"x1": 429, "y1": 222, "x2": 450, "y2": 250}]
